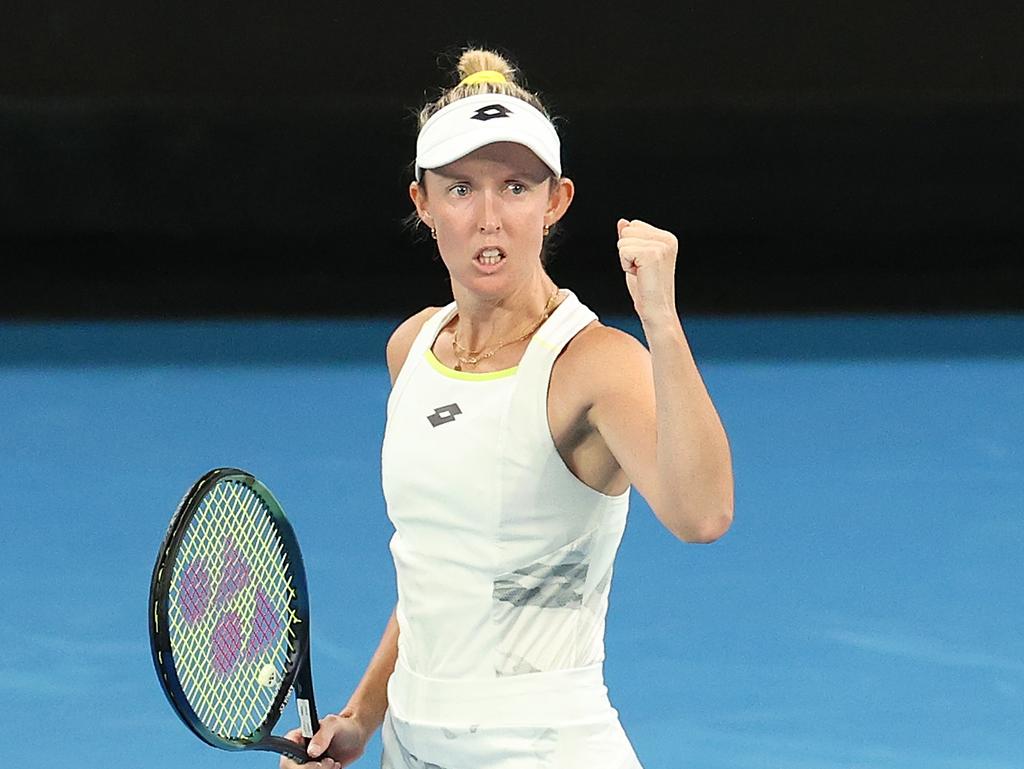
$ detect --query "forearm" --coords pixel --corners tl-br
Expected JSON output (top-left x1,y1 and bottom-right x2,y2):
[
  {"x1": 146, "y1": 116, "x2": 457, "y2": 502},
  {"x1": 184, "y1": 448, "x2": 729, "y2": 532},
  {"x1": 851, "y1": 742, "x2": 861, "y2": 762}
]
[
  {"x1": 340, "y1": 606, "x2": 399, "y2": 733},
  {"x1": 642, "y1": 312, "x2": 734, "y2": 542}
]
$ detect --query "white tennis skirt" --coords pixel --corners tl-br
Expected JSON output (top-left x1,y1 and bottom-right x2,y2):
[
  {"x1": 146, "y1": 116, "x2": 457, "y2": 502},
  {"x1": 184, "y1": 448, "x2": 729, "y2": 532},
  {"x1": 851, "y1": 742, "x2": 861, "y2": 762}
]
[{"x1": 380, "y1": 657, "x2": 644, "y2": 769}]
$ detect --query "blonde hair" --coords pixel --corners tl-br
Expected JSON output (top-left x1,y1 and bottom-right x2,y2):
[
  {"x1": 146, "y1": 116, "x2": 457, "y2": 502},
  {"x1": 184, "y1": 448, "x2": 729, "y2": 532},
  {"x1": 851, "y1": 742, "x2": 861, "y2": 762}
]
[{"x1": 414, "y1": 48, "x2": 555, "y2": 131}]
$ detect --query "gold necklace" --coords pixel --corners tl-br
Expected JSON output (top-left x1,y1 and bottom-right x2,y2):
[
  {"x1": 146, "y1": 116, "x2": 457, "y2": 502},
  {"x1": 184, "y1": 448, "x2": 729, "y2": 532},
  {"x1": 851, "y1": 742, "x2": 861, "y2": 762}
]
[{"x1": 451, "y1": 288, "x2": 561, "y2": 371}]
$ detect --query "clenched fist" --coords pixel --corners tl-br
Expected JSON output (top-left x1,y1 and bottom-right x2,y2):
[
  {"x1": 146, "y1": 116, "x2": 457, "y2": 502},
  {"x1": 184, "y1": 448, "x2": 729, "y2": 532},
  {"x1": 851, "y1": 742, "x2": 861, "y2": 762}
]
[{"x1": 616, "y1": 218, "x2": 679, "y2": 324}]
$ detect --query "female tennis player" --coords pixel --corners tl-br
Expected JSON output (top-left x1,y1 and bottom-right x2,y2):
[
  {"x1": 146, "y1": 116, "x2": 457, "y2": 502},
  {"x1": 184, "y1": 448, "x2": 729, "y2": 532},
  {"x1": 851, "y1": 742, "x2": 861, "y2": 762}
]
[{"x1": 280, "y1": 47, "x2": 734, "y2": 769}]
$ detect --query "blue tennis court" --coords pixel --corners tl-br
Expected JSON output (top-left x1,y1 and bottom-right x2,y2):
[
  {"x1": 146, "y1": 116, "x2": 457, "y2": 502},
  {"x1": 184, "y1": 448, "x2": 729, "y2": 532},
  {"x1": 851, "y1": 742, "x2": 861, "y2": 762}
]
[{"x1": 1, "y1": 314, "x2": 1020, "y2": 769}]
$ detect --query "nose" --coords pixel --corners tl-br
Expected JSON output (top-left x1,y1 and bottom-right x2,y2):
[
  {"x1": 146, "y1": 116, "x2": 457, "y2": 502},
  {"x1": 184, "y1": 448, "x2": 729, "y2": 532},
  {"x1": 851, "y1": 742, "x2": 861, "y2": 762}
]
[{"x1": 478, "y1": 188, "x2": 501, "y2": 233}]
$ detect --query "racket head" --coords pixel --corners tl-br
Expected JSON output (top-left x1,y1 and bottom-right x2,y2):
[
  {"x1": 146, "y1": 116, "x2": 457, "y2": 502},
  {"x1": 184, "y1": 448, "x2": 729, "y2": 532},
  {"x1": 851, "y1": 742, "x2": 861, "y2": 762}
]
[{"x1": 149, "y1": 467, "x2": 316, "y2": 760}]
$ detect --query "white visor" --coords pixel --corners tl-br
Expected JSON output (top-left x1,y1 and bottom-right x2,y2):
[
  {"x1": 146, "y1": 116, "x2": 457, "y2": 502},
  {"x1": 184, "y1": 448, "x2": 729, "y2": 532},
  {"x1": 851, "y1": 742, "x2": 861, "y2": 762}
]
[{"x1": 415, "y1": 93, "x2": 561, "y2": 181}]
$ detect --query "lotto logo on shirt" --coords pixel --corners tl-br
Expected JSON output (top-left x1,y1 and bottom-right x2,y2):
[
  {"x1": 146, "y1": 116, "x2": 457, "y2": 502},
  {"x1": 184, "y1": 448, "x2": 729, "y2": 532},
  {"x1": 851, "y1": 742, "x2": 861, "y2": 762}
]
[{"x1": 427, "y1": 403, "x2": 462, "y2": 427}]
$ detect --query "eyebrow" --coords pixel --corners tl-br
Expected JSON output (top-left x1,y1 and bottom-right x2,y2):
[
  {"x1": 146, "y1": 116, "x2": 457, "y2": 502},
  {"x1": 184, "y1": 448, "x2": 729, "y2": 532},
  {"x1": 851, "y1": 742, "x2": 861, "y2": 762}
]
[{"x1": 433, "y1": 170, "x2": 548, "y2": 183}]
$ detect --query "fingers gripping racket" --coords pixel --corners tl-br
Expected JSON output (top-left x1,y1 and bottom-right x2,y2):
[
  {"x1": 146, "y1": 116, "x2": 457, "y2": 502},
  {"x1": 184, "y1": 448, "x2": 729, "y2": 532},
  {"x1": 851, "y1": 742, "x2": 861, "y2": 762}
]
[{"x1": 149, "y1": 468, "x2": 320, "y2": 763}]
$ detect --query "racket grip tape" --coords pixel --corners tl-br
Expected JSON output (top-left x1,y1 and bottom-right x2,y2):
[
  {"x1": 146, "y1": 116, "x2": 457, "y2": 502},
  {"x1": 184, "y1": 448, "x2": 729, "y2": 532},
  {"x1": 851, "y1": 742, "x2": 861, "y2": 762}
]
[{"x1": 254, "y1": 736, "x2": 318, "y2": 764}]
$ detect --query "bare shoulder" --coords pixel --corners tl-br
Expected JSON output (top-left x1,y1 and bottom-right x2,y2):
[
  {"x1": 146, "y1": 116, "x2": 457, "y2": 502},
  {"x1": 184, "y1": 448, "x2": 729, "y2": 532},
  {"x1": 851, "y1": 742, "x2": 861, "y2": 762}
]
[
  {"x1": 559, "y1": 321, "x2": 653, "y2": 401},
  {"x1": 386, "y1": 306, "x2": 443, "y2": 385}
]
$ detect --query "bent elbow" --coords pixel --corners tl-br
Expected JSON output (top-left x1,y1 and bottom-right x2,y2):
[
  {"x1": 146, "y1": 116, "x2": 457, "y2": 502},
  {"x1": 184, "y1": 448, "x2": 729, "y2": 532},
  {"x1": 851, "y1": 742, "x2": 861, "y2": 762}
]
[
  {"x1": 675, "y1": 508, "x2": 733, "y2": 544},
  {"x1": 696, "y1": 514, "x2": 733, "y2": 543}
]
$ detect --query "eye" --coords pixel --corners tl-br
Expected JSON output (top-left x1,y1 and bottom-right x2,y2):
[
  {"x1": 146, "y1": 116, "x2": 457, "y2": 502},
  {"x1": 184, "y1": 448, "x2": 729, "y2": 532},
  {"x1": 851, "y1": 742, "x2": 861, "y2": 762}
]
[
  {"x1": 507, "y1": 182, "x2": 527, "y2": 195},
  {"x1": 449, "y1": 184, "x2": 470, "y2": 197}
]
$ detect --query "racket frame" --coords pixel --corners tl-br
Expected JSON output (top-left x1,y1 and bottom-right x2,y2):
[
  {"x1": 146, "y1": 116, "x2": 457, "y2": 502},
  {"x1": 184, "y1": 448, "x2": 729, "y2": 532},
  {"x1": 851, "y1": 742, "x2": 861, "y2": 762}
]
[{"x1": 149, "y1": 467, "x2": 320, "y2": 762}]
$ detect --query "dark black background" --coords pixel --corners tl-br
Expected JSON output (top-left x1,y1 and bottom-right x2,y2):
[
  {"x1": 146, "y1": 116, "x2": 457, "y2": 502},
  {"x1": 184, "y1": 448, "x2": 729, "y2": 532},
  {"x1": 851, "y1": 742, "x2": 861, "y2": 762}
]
[{"x1": 2, "y1": 1, "x2": 1021, "y2": 317}]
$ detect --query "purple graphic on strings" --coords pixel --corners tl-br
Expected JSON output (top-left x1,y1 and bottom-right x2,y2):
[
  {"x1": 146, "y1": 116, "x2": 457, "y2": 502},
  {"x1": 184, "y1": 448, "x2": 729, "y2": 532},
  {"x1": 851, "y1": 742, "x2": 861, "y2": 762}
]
[
  {"x1": 214, "y1": 538, "x2": 250, "y2": 606},
  {"x1": 178, "y1": 560, "x2": 210, "y2": 625},
  {"x1": 245, "y1": 588, "x2": 282, "y2": 660},
  {"x1": 210, "y1": 611, "x2": 243, "y2": 676}
]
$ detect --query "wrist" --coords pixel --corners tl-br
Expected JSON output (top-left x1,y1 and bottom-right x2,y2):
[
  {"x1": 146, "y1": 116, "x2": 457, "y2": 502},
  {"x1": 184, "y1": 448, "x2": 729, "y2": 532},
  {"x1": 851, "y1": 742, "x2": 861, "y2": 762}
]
[
  {"x1": 640, "y1": 310, "x2": 684, "y2": 337},
  {"x1": 339, "y1": 705, "x2": 384, "y2": 736}
]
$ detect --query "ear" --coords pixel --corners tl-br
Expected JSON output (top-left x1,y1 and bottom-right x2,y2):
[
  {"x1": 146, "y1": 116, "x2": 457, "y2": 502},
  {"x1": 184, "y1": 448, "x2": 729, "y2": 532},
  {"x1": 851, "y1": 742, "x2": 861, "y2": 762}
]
[
  {"x1": 544, "y1": 176, "x2": 575, "y2": 227},
  {"x1": 409, "y1": 179, "x2": 433, "y2": 226}
]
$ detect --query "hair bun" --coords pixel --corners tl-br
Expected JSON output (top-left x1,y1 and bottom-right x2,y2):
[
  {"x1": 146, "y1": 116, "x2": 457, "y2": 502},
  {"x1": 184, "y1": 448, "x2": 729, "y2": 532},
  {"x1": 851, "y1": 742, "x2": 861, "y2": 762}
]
[
  {"x1": 456, "y1": 49, "x2": 517, "y2": 85},
  {"x1": 413, "y1": 45, "x2": 552, "y2": 133}
]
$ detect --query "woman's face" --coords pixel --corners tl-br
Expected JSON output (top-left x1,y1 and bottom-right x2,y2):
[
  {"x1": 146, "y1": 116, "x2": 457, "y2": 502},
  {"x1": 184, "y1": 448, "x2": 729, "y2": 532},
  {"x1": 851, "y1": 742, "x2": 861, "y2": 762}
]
[{"x1": 410, "y1": 141, "x2": 573, "y2": 296}]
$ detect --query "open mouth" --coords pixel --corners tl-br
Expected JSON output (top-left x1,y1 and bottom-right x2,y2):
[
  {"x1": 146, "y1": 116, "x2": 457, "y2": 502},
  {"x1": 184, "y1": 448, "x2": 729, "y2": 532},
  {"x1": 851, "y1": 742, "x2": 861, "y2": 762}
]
[{"x1": 475, "y1": 247, "x2": 506, "y2": 266}]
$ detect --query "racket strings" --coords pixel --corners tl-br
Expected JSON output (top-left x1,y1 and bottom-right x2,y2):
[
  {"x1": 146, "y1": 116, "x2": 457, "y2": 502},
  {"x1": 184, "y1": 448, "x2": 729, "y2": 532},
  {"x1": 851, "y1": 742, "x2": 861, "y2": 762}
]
[
  {"x1": 197, "y1": 483, "x2": 295, "y2": 736},
  {"x1": 174, "y1": 482, "x2": 295, "y2": 736},
  {"x1": 167, "y1": 480, "x2": 299, "y2": 740}
]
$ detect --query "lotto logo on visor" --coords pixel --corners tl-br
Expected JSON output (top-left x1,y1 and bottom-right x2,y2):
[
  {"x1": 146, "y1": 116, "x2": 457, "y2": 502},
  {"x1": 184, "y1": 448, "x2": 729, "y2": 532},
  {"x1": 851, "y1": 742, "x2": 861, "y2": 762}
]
[
  {"x1": 471, "y1": 104, "x2": 513, "y2": 121},
  {"x1": 414, "y1": 93, "x2": 562, "y2": 180}
]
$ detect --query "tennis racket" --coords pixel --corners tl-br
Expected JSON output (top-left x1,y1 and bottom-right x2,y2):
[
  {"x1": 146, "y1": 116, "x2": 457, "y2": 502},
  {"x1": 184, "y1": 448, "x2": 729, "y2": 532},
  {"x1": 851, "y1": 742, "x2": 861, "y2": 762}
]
[{"x1": 149, "y1": 467, "x2": 320, "y2": 763}]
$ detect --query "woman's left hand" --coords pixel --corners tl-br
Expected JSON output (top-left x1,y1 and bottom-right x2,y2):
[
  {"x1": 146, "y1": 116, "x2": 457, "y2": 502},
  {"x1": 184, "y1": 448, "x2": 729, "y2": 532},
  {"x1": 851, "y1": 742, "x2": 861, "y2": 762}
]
[{"x1": 616, "y1": 218, "x2": 679, "y2": 324}]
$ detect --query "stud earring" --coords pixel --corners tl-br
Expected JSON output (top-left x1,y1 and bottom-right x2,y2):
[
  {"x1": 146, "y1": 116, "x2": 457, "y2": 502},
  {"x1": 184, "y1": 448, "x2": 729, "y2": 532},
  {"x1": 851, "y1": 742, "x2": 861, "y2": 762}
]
[
  {"x1": 431, "y1": 228, "x2": 437, "y2": 240},
  {"x1": 543, "y1": 225, "x2": 551, "y2": 237}
]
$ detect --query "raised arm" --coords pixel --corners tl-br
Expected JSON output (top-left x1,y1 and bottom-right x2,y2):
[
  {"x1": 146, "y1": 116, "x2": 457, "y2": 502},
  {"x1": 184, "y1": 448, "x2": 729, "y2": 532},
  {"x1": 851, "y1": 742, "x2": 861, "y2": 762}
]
[{"x1": 586, "y1": 218, "x2": 734, "y2": 543}]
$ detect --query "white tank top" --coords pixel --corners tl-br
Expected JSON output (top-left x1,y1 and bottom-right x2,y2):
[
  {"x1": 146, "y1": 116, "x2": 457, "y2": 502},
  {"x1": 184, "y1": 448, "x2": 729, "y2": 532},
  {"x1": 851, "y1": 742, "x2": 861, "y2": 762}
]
[{"x1": 381, "y1": 289, "x2": 631, "y2": 682}]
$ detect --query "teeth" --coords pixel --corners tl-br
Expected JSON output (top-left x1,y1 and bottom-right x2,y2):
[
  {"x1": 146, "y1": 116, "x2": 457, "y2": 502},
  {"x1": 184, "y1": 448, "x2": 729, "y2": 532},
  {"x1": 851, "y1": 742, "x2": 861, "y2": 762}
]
[{"x1": 477, "y1": 249, "x2": 504, "y2": 265}]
